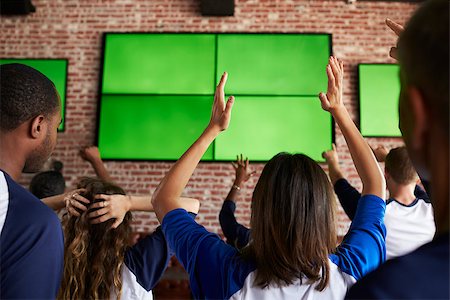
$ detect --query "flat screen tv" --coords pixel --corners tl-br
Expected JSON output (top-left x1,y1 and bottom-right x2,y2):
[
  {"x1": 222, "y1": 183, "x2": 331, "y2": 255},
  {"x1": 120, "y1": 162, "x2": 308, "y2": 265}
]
[
  {"x1": 98, "y1": 33, "x2": 333, "y2": 161},
  {"x1": 359, "y1": 64, "x2": 401, "y2": 137}
]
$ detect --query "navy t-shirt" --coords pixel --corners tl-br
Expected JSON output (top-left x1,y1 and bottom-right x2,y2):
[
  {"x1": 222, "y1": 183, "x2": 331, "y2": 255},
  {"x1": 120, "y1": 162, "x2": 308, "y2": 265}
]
[{"x1": 0, "y1": 170, "x2": 64, "y2": 299}]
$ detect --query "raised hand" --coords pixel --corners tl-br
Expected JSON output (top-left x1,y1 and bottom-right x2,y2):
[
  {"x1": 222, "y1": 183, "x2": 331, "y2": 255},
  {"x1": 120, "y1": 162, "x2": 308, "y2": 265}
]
[
  {"x1": 209, "y1": 72, "x2": 235, "y2": 132},
  {"x1": 372, "y1": 145, "x2": 389, "y2": 162},
  {"x1": 64, "y1": 188, "x2": 89, "y2": 217},
  {"x1": 88, "y1": 194, "x2": 132, "y2": 229},
  {"x1": 319, "y1": 57, "x2": 344, "y2": 114},
  {"x1": 322, "y1": 143, "x2": 339, "y2": 166},
  {"x1": 385, "y1": 18, "x2": 404, "y2": 60},
  {"x1": 231, "y1": 154, "x2": 256, "y2": 186},
  {"x1": 80, "y1": 146, "x2": 101, "y2": 163}
]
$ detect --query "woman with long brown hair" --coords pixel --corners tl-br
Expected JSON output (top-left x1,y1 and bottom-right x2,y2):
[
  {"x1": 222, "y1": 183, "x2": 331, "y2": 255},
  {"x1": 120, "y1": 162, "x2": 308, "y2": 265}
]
[
  {"x1": 57, "y1": 177, "x2": 199, "y2": 299},
  {"x1": 152, "y1": 59, "x2": 387, "y2": 299}
]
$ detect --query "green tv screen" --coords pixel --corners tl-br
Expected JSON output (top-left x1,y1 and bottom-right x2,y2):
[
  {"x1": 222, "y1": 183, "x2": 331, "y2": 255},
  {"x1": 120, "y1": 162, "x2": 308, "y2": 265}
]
[
  {"x1": 359, "y1": 64, "x2": 401, "y2": 137},
  {"x1": 98, "y1": 33, "x2": 332, "y2": 161},
  {"x1": 0, "y1": 59, "x2": 68, "y2": 131}
]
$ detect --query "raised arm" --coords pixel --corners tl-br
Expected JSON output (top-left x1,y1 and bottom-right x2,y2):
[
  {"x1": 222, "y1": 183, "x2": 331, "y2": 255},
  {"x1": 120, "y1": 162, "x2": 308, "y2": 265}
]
[
  {"x1": 323, "y1": 144, "x2": 361, "y2": 220},
  {"x1": 219, "y1": 154, "x2": 253, "y2": 248},
  {"x1": 319, "y1": 57, "x2": 386, "y2": 198},
  {"x1": 322, "y1": 143, "x2": 345, "y2": 185},
  {"x1": 80, "y1": 146, "x2": 113, "y2": 182},
  {"x1": 152, "y1": 72, "x2": 234, "y2": 221}
]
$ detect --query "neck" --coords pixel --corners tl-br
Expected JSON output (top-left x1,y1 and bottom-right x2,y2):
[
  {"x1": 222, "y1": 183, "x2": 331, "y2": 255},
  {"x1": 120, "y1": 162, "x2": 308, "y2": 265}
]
[
  {"x1": 0, "y1": 131, "x2": 26, "y2": 181},
  {"x1": 389, "y1": 183, "x2": 417, "y2": 205},
  {"x1": 427, "y1": 128, "x2": 449, "y2": 237}
]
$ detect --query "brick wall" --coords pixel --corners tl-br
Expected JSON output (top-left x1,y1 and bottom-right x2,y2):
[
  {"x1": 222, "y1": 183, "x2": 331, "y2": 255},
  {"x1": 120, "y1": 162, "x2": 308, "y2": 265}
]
[{"x1": 1, "y1": 0, "x2": 416, "y2": 236}]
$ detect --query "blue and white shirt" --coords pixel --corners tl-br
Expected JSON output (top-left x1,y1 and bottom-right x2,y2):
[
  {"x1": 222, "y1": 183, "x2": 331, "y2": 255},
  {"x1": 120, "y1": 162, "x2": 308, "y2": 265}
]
[
  {"x1": 119, "y1": 226, "x2": 173, "y2": 300},
  {"x1": 334, "y1": 178, "x2": 435, "y2": 259},
  {"x1": 162, "y1": 194, "x2": 386, "y2": 299},
  {"x1": 0, "y1": 170, "x2": 64, "y2": 299}
]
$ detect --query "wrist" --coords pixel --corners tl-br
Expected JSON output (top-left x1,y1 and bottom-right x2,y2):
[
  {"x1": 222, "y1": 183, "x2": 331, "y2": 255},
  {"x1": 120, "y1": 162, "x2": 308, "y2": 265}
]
[
  {"x1": 232, "y1": 184, "x2": 241, "y2": 191},
  {"x1": 125, "y1": 195, "x2": 132, "y2": 211}
]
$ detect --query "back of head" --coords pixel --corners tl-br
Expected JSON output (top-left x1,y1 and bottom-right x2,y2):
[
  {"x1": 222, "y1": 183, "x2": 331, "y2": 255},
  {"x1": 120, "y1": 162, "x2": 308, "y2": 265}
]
[
  {"x1": 0, "y1": 63, "x2": 60, "y2": 131},
  {"x1": 398, "y1": 0, "x2": 449, "y2": 137},
  {"x1": 385, "y1": 147, "x2": 418, "y2": 185},
  {"x1": 29, "y1": 160, "x2": 65, "y2": 198},
  {"x1": 244, "y1": 153, "x2": 337, "y2": 291},
  {"x1": 58, "y1": 177, "x2": 132, "y2": 300}
]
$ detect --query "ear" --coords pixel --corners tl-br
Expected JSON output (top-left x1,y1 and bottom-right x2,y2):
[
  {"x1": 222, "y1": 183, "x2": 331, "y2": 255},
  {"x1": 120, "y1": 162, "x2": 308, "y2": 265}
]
[
  {"x1": 407, "y1": 87, "x2": 429, "y2": 150},
  {"x1": 29, "y1": 115, "x2": 46, "y2": 139}
]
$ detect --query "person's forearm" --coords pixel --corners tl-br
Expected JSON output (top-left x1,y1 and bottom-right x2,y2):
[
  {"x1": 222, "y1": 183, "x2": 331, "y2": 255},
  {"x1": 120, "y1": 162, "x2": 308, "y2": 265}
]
[
  {"x1": 41, "y1": 194, "x2": 65, "y2": 211},
  {"x1": 89, "y1": 159, "x2": 113, "y2": 182},
  {"x1": 328, "y1": 161, "x2": 345, "y2": 185},
  {"x1": 225, "y1": 179, "x2": 242, "y2": 202},
  {"x1": 332, "y1": 108, "x2": 385, "y2": 198},
  {"x1": 152, "y1": 125, "x2": 219, "y2": 221}
]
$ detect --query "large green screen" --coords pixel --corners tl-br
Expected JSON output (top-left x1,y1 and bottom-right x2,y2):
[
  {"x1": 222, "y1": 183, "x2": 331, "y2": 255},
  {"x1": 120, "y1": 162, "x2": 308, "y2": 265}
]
[
  {"x1": 215, "y1": 97, "x2": 332, "y2": 161},
  {"x1": 99, "y1": 33, "x2": 332, "y2": 161},
  {"x1": 99, "y1": 95, "x2": 213, "y2": 160},
  {"x1": 359, "y1": 64, "x2": 401, "y2": 137},
  {"x1": 0, "y1": 59, "x2": 68, "y2": 131},
  {"x1": 102, "y1": 34, "x2": 216, "y2": 94},
  {"x1": 217, "y1": 34, "x2": 330, "y2": 95}
]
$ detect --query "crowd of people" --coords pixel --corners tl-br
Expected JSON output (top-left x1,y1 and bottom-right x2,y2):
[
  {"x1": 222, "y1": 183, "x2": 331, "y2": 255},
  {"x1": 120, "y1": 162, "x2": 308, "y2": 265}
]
[{"x1": 0, "y1": 0, "x2": 448, "y2": 299}]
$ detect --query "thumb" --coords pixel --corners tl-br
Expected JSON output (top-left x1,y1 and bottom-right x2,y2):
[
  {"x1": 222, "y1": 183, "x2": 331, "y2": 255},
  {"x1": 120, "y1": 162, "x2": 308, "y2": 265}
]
[
  {"x1": 225, "y1": 96, "x2": 235, "y2": 115},
  {"x1": 318, "y1": 93, "x2": 329, "y2": 109},
  {"x1": 111, "y1": 218, "x2": 123, "y2": 229},
  {"x1": 332, "y1": 143, "x2": 337, "y2": 151}
]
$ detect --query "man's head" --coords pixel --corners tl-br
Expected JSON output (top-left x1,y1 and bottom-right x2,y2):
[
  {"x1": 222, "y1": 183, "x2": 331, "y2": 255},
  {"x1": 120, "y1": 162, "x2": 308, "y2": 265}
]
[
  {"x1": 397, "y1": 0, "x2": 449, "y2": 180},
  {"x1": 385, "y1": 147, "x2": 418, "y2": 188},
  {"x1": 0, "y1": 63, "x2": 61, "y2": 173}
]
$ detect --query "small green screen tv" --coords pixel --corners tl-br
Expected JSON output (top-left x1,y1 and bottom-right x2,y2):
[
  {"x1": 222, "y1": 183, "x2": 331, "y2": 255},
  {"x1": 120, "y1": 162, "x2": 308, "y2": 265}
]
[
  {"x1": 98, "y1": 33, "x2": 332, "y2": 161},
  {"x1": 0, "y1": 59, "x2": 68, "y2": 131},
  {"x1": 359, "y1": 64, "x2": 401, "y2": 137}
]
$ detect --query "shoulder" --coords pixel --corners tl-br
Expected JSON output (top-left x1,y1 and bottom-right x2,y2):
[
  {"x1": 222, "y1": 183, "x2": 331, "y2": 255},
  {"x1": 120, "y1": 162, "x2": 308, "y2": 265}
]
[
  {"x1": 1, "y1": 171, "x2": 61, "y2": 232},
  {"x1": 347, "y1": 235, "x2": 449, "y2": 299}
]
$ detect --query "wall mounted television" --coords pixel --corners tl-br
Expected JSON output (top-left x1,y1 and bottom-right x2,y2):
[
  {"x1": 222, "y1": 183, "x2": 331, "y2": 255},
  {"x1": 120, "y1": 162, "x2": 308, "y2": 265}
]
[
  {"x1": 98, "y1": 33, "x2": 333, "y2": 162},
  {"x1": 359, "y1": 64, "x2": 401, "y2": 137},
  {"x1": 0, "y1": 58, "x2": 68, "y2": 132}
]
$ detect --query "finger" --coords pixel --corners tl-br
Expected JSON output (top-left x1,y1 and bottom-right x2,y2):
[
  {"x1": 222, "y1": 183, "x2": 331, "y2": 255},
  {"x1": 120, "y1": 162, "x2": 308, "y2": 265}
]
[
  {"x1": 72, "y1": 194, "x2": 90, "y2": 205},
  {"x1": 386, "y1": 18, "x2": 403, "y2": 36},
  {"x1": 68, "y1": 207, "x2": 80, "y2": 217},
  {"x1": 250, "y1": 171, "x2": 256, "y2": 176},
  {"x1": 319, "y1": 92, "x2": 330, "y2": 110},
  {"x1": 70, "y1": 198, "x2": 87, "y2": 211},
  {"x1": 326, "y1": 65, "x2": 335, "y2": 90},
  {"x1": 389, "y1": 47, "x2": 398, "y2": 60},
  {"x1": 240, "y1": 154, "x2": 243, "y2": 164},
  {"x1": 215, "y1": 72, "x2": 228, "y2": 108},
  {"x1": 330, "y1": 57, "x2": 340, "y2": 86},
  {"x1": 89, "y1": 201, "x2": 108, "y2": 210},
  {"x1": 332, "y1": 143, "x2": 337, "y2": 151},
  {"x1": 94, "y1": 194, "x2": 110, "y2": 201},
  {"x1": 231, "y1": 161, "x2": 238, "y2": 169},
  {"x1": 111, "y1": 218, "x2": 123, "y2": 229},
  {"x1": 245, "y1": 158, "x2": 249, "y2": 169},
  {"x1": 88, "y1": 207, "x2": 109, "y2": 218},
  {"x1": 90, "y1": 214, "x2": 113, "y2": 224},
  {"x1": 224, "y1": 95, "x2": 234, "y2": 117}
]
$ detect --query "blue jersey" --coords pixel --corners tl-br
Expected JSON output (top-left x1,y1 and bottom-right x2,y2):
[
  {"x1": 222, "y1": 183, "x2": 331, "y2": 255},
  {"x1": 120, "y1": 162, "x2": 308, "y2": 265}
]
[
  {"x1": 0, "y1": 170, "x2": 64, "y2": 299},
  {"x1": 162, "y1": 194, "x2": 386, "y2": 299},
  {"x1": 120, "y1": 226, "x2": 174, "y2": 299}
]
